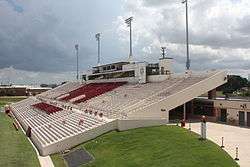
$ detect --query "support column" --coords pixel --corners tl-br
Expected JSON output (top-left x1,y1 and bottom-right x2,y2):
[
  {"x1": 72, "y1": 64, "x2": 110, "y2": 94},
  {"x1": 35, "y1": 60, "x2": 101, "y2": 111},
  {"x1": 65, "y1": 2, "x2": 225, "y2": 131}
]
[
  {"x1": 166, "y1": 110, "x2": 170, "y2": 123},
  {"x1": 191, "y1": 100, "x2": 194, "y2": 116},
  {"x1": 208, "y1": 89, "x2": 216, "y2": 99},
  {"x1": 245, "y1": 111, "x2": 247, "y2": 125},
  {"x1": 183, "y1": 103, "x2": 186, "y2": 121},
  {"x1": 213, "y1": 107, "x2": 219, "y2": 122}
]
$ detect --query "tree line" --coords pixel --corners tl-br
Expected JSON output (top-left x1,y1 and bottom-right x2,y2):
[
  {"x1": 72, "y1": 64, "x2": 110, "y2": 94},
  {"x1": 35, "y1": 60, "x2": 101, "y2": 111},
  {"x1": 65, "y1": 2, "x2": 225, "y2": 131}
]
[{"x1": 217, "y1": 75, "x2": 250, "y2": 96}]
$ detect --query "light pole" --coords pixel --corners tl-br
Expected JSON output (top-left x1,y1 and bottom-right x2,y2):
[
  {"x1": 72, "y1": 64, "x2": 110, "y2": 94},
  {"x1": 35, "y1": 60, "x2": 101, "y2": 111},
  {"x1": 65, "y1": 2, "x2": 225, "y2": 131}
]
[
  {"x1": 75, "y1": 44, "x2": 79, "y2": 81},
  {"x1": 95, "y1": 33, "x2": 101, "y2": 66},
  {"x1": 125, "y1": 17, "x2": 133, "y2": 63},
  {"x1": 182, "y1": 0, "x2": 190, "y2": 70},
  {"x1": 161, "y1": 47, "x2": 166, "y2": 59}
]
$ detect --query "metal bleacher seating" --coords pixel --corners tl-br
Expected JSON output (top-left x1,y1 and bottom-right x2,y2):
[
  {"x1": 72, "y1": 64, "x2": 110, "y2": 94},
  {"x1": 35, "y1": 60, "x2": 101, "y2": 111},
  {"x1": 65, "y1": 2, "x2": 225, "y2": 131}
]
[
  {"x1": 81, "y1": 74, "x2": 212, "y2": 118},
  {"x1": 10, "y1": 96, "x2": 109, "y2": 147},
  {"x1": 9, "y1": 70, "x2": 222, "y2": 155},
  {"x1": 39, "y1": 82, "x2": 83, "y2": 99}
]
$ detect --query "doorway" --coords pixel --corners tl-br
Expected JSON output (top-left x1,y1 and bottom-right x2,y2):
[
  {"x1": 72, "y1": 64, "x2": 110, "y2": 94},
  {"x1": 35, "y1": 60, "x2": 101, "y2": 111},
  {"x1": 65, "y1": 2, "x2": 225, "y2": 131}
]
[
  {"x1": 239, "y1": 111, "x2": 245, "y2": 126},
  {"x1": 220, "y1": 109, "x2": 227, "y2": 123},
  {"x1": 247, "y1": 112, "x2": 250, "y2": 127}
]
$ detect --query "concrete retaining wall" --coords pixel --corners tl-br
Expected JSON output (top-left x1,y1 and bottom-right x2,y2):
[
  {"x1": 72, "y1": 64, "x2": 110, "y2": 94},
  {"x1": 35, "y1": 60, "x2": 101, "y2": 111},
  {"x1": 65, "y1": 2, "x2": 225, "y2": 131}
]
[
  {"x1": 147, "y1": 75, "x2": 170, "y2": 82},
  {"x1": 30, "y1": 117, "x2": 168, "y2": 156},
  {"x1": 117, "y1": 119, "x2": 168, "y2": 131},
  {"x1": 33, "y1": 120, "x2": 117, "y2": 156}
]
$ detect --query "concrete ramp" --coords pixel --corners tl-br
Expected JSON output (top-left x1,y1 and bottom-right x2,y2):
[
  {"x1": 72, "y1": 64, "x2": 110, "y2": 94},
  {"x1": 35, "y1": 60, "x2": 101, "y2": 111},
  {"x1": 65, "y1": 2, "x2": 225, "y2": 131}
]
[{"x1": 126, "y1": 70, "x2": 227, "y2": 119}]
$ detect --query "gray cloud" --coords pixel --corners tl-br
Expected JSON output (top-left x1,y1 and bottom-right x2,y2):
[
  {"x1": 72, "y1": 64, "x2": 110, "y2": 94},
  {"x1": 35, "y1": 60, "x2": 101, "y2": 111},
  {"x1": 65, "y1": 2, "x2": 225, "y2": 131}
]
[
  {"x1": 116, "y1": 0, "x2": 250, "y2": 75},
  {"x1": 0, "y1": 66, "x2": 76, "y2": 85},
  {"x1": 142, "y1": 0, "x2": 176, "y2": 7},
  {"x1": 236, "y1": 15, "x2": 250, "y2": 35},
  {"x1": 5, "y1": 0, "x2": 23, "y2": 13},
  {"x1": 0, "y1": 0, "x2": 124, "y2": 74},
  {"x1": 0, "y1": 0, "x2": 250, "y2": 84}
]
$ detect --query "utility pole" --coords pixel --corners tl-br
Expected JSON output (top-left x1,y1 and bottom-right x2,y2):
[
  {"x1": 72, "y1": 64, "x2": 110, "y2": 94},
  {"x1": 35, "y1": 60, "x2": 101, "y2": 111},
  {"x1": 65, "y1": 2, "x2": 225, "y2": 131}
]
[
  {"x1": 75, "y1": 44, "x2": 79, "y2": 81},
  {"x1": 182, "y1": 0, "x2": 190, "y2": 70},
  {"x1": 125, "y1": 17, "x2": 133, "y2": 63},
  {"x1": 95, "y1": 33, "x2": 101, "y2": 66}
]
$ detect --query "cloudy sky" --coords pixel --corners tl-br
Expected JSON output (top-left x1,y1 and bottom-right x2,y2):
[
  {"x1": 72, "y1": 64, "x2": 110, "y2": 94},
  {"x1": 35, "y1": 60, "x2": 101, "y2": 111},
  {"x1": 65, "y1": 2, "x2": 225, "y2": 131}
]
[{"x1": 0, "y1": 0, "x2": 250, "y2": 84}]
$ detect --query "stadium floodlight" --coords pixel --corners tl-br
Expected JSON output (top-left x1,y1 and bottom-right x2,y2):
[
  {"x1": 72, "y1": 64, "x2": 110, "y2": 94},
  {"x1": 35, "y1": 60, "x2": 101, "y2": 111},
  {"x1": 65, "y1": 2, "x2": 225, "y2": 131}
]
[
  {"x1": 95, "y1": 33, "x2": 101, "y2": 66},
  {"x1": 161, "y1": 47, "x2": 166, "y2": 59},
  {"x1": 182, "y1": 0, "x2": 190, "y2": 70},
  {"x1": 125, "y1": 16, "x2": 133, "y2": 63},
  {"x1": 75, "y1": 44, "x2": 79, "y2": 81}
]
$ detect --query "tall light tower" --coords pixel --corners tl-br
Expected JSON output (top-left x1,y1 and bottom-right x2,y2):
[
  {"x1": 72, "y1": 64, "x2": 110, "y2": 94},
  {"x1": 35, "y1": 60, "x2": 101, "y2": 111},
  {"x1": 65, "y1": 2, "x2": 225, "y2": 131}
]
[
  {"x1": 75, "y1": 44, "x2": 79, "y2": 81},
  {"x1": 95, "y1": 33, "x2": 101, "y2": 66},
  {"x1": 161, "y1": 47, "x2": 166, "y2": 59},
  {"x1": 125, "y1": 16, "x2": 133, "y2": 63},
  {"x1": 182, "y1": 0, "x2": 190, "y2": 70}
]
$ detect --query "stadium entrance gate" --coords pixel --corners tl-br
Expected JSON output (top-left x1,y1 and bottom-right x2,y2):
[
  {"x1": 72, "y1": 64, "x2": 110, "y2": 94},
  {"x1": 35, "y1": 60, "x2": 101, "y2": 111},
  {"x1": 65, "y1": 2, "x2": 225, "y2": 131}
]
[
  {"x1": 220, "y1": 109, "x2": 227, "y2": 123},
  {"x1": 239, "y1": 111, "x2": 245, "y2": 126}
]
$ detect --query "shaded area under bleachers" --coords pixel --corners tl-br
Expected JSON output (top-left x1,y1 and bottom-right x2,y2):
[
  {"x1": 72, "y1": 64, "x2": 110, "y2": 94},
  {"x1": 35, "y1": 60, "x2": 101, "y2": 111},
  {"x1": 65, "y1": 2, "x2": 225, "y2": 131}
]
[{"x1": 32, "y1": 102, "x2": 63, "y2": 114}]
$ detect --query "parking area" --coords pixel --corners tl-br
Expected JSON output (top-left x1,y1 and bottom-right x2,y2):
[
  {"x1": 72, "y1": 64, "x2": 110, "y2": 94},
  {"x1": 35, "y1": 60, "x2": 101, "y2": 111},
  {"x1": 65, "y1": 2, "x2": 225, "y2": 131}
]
[{"x1": 186, "y1": 122, "x2": 250, "y2": 167}]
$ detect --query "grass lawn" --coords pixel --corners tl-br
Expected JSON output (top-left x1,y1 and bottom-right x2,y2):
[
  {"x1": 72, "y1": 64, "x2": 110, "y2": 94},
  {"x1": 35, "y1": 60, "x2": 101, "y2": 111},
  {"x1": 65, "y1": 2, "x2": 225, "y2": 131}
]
[
  {"x1": 200, "y1": 91, "x2": 225, "y2": 98},
  {"x1": 51, "y1": 126, "x2": 238, "y2": 167},
  {"x1": 0, "y1": 96, "x2": 27, "y2": 108},
  {"x1": 0, "y1": 111, "x2": 40, "y2": 167},
  {"x1": 216, "y1": 91, "x2": 225, "y2": 97}
]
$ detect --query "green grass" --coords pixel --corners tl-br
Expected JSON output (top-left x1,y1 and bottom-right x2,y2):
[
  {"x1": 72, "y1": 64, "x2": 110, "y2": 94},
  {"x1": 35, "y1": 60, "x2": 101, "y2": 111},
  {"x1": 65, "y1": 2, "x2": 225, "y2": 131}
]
[
  {"x1": 0, "y1": 113, "x2": 40, "y2": 167},
  {"x1": 0, "y1": 101, "x2": 7, "y2": 107},
  {"x1": 200, "y1": 91, "x2": 225, "y2": 97},
  {"x1": 51, "y1": 126, "x2": 238, "y2": 167},
  {"x1": 216, "y1": 91, "x2": 225, "y2": 97},
  {"x1": 0, "y1": 96, "x2": 27, "y2": 107}
]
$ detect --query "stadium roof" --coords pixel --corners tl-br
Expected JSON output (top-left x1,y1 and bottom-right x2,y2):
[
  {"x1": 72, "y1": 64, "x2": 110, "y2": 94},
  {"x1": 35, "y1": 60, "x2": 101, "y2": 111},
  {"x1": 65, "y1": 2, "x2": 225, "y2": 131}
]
[{"x1": 92, "y1": 61, "x2": 130, "y2": 68}]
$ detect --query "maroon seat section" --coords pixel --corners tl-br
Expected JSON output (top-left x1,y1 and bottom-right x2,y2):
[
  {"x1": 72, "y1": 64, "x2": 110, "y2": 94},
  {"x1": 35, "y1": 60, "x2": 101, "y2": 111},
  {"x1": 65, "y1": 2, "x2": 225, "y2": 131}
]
[
  {"x1": 60, "y1": 82, "x2": 126, "y2": 104},
  {"x1": 32, "y1": 102, "x2": 63, "y2": 114}
]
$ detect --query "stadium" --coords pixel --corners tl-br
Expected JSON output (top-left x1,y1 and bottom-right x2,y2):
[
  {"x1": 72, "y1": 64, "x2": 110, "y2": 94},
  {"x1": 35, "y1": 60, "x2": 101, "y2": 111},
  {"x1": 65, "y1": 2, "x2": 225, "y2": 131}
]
[
  {"x1": 7, "y1": 57, "x2": 227, "y2": 156},
  {"x1": 2, "y1": 0, "x2": 250, "y2": 166},
  {"x1": 3, "y1": 1, "x2": 250, "y2": 166}
]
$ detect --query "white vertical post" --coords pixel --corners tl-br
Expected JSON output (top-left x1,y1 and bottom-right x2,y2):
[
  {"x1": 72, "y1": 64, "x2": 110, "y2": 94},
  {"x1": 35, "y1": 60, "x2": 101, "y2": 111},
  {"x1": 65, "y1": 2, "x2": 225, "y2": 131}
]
[
  {"x1": 75, "y1": 44, "x2": 79, "y2": 81},
  {"x1": 125, "y1": 17, "x2": 133, "y2": 63},
  {"x1": 201, "y1": 116, "x2": 207, "y2": 140},
  {"x1": 161, "y1": 47, "x2": 166, "y2": 59},
  {"x1": 95, "y1": 33, "x2": 101, "y2": 66}
]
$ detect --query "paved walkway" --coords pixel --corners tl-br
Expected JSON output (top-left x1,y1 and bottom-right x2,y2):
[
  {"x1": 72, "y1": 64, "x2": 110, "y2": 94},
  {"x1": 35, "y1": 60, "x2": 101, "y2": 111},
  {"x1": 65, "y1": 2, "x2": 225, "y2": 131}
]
[
  {"x1": 185, "y1": 122, "x2": 250, "y2": 167},
  {"x1": 38, "y1": 155, "x2": 54, "y2": 167}
]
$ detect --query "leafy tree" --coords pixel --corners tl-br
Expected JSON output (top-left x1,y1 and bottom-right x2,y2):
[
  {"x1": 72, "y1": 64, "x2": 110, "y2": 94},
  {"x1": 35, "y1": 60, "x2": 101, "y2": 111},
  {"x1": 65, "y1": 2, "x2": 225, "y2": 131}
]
[{"x1": 217, "y1": 75, "x2": 248, "y2": 94}]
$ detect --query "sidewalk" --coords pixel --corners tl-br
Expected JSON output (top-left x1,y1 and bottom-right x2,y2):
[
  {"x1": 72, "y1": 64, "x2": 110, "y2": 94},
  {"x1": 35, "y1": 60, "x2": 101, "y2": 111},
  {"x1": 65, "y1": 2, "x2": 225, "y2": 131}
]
[
  {"x1": 185, "y1": 122, "x2": 250, "y2": 167},
  {"x1": 38, "y1": 155, "x2": 54, "y2": 167}
]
